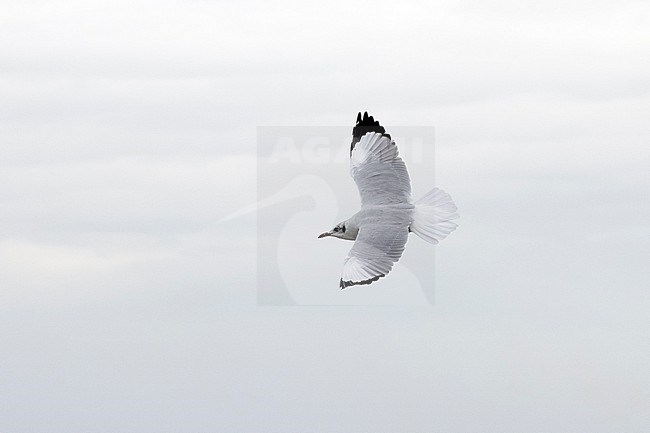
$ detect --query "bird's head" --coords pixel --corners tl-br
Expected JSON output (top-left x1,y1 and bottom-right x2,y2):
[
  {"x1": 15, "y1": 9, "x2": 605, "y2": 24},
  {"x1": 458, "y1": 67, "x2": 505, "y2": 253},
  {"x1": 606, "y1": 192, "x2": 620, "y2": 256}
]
[{"x1": 318, "y1": 221, "x2": 350, "y2": 240}]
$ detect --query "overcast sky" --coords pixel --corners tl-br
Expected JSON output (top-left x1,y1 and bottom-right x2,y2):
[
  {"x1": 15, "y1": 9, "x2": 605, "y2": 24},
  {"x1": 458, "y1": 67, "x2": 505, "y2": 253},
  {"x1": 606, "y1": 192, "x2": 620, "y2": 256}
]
[{"x1": 1, "y1": 0, "x2": 649, "y2": 432}]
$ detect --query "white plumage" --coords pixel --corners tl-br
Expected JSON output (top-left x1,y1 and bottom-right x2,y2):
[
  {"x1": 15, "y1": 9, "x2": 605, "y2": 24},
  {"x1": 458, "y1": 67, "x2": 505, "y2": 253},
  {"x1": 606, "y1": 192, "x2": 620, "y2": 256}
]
[{"x1": 318, "y1": 112, "x2": 459, "y2": 289}]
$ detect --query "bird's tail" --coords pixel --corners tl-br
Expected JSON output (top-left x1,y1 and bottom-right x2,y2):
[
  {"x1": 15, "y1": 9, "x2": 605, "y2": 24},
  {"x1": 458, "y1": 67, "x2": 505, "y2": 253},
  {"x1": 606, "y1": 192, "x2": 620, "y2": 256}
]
[{"x1": 410, "y1": 188, "x2": 459, "y2": 244}]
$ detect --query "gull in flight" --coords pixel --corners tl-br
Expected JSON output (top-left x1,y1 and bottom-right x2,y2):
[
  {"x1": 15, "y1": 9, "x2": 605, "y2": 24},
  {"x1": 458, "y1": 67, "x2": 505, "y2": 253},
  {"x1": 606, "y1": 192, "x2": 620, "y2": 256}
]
[{"x1": 319, "y1": 112, "x2": 459, "y2": 289}]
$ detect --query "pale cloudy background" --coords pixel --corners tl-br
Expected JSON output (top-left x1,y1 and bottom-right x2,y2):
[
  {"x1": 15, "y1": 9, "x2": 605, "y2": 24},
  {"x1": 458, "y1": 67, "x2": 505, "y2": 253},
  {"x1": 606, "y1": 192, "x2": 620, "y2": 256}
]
[{"x1": 1, "y1": 0, "x2": 649, "y2": 431}]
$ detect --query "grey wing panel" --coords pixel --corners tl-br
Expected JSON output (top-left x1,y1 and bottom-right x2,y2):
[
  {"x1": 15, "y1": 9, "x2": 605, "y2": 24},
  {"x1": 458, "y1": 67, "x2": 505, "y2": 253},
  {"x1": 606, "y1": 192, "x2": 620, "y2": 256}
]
[
  {"x1": 339, "y1": 209, "x2": 411, "y2": 289},
  {"x1": 353, "y1": 157, "x2": 411, "y2": 206},
  {"x1": 350, "y1": 132, "x2": 412, "y2": 206}
]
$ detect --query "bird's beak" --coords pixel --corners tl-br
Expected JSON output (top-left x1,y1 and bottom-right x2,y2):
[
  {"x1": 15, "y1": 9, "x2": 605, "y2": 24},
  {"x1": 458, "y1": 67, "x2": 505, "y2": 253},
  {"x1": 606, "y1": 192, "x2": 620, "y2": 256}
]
[{"x1": 318, "y1": 231, "x2": 332, "y2": 239}]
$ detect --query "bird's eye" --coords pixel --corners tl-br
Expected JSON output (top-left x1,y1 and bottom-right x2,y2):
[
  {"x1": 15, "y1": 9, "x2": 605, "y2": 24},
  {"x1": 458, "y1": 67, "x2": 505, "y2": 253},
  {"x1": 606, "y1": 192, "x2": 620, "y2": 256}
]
[
  {"x1": 334, "y1": 227, "x2": 339, "y2": 232},
  {"x1": 341, "y1": 225, "x2": 346, "y2": 233}
]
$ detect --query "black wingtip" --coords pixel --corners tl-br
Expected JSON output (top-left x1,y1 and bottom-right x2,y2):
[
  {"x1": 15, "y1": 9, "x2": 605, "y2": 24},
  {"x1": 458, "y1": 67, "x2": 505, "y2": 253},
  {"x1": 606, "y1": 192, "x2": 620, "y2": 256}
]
[
  {"x1": 351, "y1": 111, "x2": 391, "y2": 154},
  {"x1": 339, "y1": 274, "x2": 386, "y2": 290}
]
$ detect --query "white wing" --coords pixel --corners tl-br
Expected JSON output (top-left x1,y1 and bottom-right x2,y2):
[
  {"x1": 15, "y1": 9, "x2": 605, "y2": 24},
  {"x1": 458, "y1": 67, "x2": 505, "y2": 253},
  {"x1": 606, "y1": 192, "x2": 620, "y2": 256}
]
[
  {"x1": 340, "y1": 207, "x2": 411, "y2": 289},
  {"x1": 350, "y1": 132, "x2": 412, "y2": 206}
]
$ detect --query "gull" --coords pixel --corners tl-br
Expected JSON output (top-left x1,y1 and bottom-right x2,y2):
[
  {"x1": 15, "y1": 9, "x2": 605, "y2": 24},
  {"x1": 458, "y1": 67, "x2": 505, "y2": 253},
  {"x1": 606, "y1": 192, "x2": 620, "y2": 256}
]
[{"x1": 319, "y1": 112, "x2": 459, "y2": 289}]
